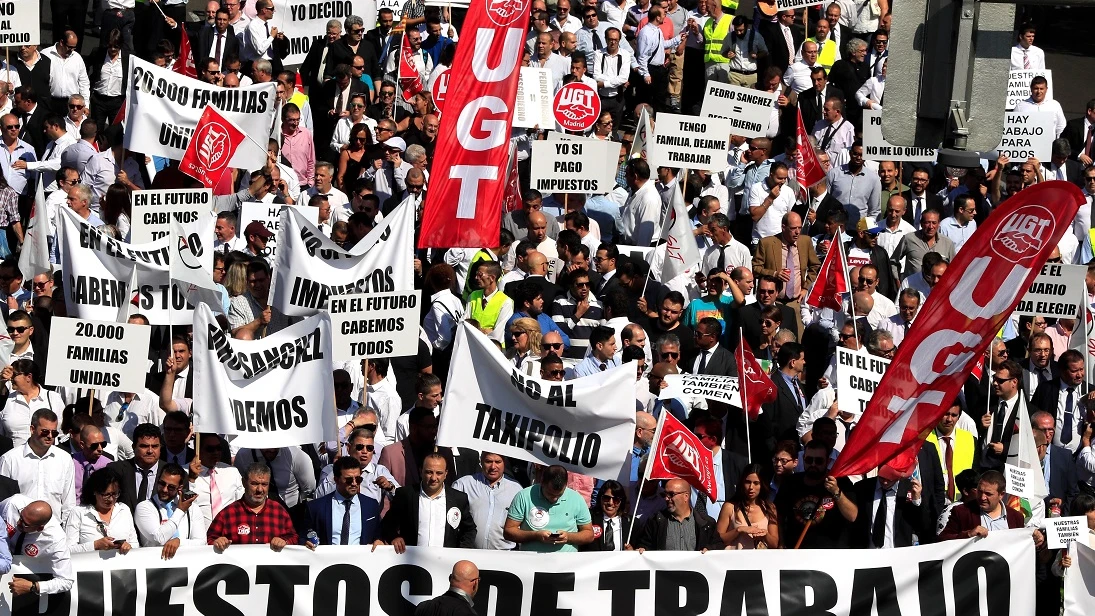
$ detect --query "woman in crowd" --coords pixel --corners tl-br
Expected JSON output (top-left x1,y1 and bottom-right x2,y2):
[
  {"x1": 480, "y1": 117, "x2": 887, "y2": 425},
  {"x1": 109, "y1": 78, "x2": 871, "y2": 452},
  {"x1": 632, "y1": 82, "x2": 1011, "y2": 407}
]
[
  {"x1": 66, "y1": 468, "x2": 137, "y2": 554},
  {"x1": 754, "y1": 305, "x2": 784, "y2": 363},
  {"x1": 337, "y1": 122, "x2": 374, "y2": 190},
  {"x1": 581, "y1": 480, "x2": 630, "y2": 551},
  {"x1": 99, "y1": 183, "x2": 132, "y2": 241},
  {"x1": 590, "y1": 111, "x2": 616, "y2": 141},
  {"x1": 717, "y1": 463, "x2": 779, "y2": 549},
  {"x1": 509, "y1": 317, "x2": 542, "y2": 369},
  {"x1": 223, "y1": 261, "x2": 249, "y2": 300}
]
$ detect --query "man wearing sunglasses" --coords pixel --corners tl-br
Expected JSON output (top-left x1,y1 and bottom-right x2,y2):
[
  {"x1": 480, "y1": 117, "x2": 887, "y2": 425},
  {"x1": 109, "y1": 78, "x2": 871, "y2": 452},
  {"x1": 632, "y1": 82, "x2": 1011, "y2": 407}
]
[
  {"x1": 73, "y1": 426, "x2": 111, "y2": 501},
  {"x1": 186, "y1": 433, "x2": 244, "y2": 527},
  {"x1": 2, "y1": 496, "x2": 74, "y2": 603},
  {"x1": 316, "y1": 427, "x2": 397, "y2": 504},
  {"x1": 0, "y1": 409, "x2": 75, "y2": 514},
  {"x1": 304, "y1": 456, "x2": 382, "y2": 546},
  {"x1": 134, "y1": 463, "x2": 206, "y2": 558}
]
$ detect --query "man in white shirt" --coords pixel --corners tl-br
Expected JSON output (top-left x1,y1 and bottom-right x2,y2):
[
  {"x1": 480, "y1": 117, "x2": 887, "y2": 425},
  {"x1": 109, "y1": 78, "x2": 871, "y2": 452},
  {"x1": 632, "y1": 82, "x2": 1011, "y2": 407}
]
[
  {"x1": 214, "y1": 211, "x2": 246, "y2": 253},
  {"x1": 0, "y1": 113, "x2": 35, "y2": 197},
  {"x1": 42, "y1": 33, "x2": 90, "y2": 115},
  {"x1": 306, "y1": 161, "x2": 350, "y2": 219},
  {"x1": 314, "y1": 428, "x2": 398, "y2": 503},
  {"x1": 134, "y1": 463, "x2": 208, "y2": 558},
  {"x1": 364, "y1": 358, "x2": 403, "y2": 446},
  {"x1": 877, "y1": 288, "x2": 920, "y2": 347},
  {"x1": 749, "y1": 161, "x2": 796, "y2": 241},
  {"x1": 529, "y1": 31, "x2": 570, "y2": 90},
  {"x1": 245, "y1": 0, "x2": 287, "y2": 69},
  {"x1": 0, "y1": 409, "x2": 76, "y2": 514},
  {"x1": 2, "y1": 496, "x2": 75, "y2": 602},
  {"x1": 226, "y1": 0, "x2": 251, "y2": 36},
  {"x1": 702, "y1": 212, "x2": 751, "y2": 274},
  {"x1": 939, "y1": 194, "x2": 978, "y2": 252},
  {"x1": 875, "y1": 194, "x2": 914, "y2": 262},
  {"x1": 784, "y1": 40, "x2": 819, "y2": 94},
  {"x1": 592, "y1": 27, "x2": 631, "y2": 123},
  {"x1": 812, "y1": 97, "x2": 855, "y2": 160},
  {"x1": 620, "y1": 158, "x2": 661, "y2": 246},
  {"x1": 19, "y1": 116, "x2": 73, "y2": 191},
  {"x1": 1014, "y1": 76, "x2": 1066, "y2": 139},
  {"x1": 1010, "y1": 25, "x2": 1045, "y2": 70},
  {"x1": 551, "y1": 0, "x2": 583, "y2": 33}
]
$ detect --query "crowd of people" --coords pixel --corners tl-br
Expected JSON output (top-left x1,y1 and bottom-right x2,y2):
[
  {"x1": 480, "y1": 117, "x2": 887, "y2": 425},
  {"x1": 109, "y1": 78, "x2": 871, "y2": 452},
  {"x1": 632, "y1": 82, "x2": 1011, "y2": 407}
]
[{"x1": 0, "y1": 0, "x2": 1090, "y2": 614}]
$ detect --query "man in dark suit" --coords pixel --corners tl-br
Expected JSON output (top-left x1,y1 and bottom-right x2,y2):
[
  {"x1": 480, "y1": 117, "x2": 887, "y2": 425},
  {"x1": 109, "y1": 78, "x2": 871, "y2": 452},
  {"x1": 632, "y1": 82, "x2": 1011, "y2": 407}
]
[
  {"x1": 845, "y1": 225, "x2": 896, "y2": 299},
  {"x1": 376, "y1": 407, "x2": 478, "y2": 488},
  {"x1": 325, "y1": 23, "x2": 381, "y2": 89},
  {"x1": 594, "y1": 243, "x2": 622, "y2": 302},
  {"x1": 1031, "y1": 411, "x2": 1079, "y2": 516},
  {"x1": 159, "y1": 411, "x2": 195, "y2": 466},
  {"x1": 850, "y1": 473, "x2": 931, "y2": 548},
  {"x1": 195, "y1": 9, "x2": 240, "y2": 69},
  {"x1": 312, "y1": 66, "x2": 368, "y2": 162},
  {"x1": 795, "y1": 182, "x2": 846, "y2": 238},
  {"x1": 414, "y1": 560, "x2": 479, "y2": 616},
  {"x1": 916, "y1": 440, "x2": 946, "y2": 540},
  {"x1": 1061, "y1": 100, "x2": 1095, "y2": 164},
  {"x1": 13, "y1": 86, "x2": 48, "y2": 157},
  {"x1": 376, "y1": 453, "x2": 476, "y2": 551},
  {"x1": 1042, "y1": 139, "x2": 1085, "y2": 187},
  {"x1": 736, "y1": 275, "x2": 797, "y2": 352},
  {"x1": 902, "y1": 167, "x2": 947, "y2": 227},
  {"x1": 363, "y1": 8, "x2": 397, "y2": 64},
  {"x1": 304, "y1": 457, "x2": 381, "y2": 545},
  {"x1": 299, "y1": 21, "x2": 341, "y2": 91},
  {"x1": 760, "y1": 341, "x2": 808, "y2": 457},
  {"x1": 979, "y1": 360, "x2": 1028, "y2": 471},
  {"x1": 1008, "y1": 315, "x2": 1048, "y2": 363},
  {"x1": 759, "y1": 9, "x2": 805, "y2": 74},
  {"x1": 1018, "y1": 330, "x2": 1055, "y2": 394},
  {"x1": 686, "y1": 317, "x2": 737, "y2": 378},
  {"x1": 1030, "y1": 350, "x2": 1093, "y2": 455},
  {"x1": 106, "y1": 423, "x2": 162, "y2": 512},
  {"x1": 798, "y1": 66, "x2": 844, "y2": 136}
]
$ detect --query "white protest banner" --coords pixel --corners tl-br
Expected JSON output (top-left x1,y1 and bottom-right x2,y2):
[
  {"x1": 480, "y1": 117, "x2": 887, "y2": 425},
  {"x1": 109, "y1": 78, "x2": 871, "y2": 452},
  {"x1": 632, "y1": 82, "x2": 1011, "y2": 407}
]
[
  {"x1": 239, "y1": 202, "x2": 320, "y2": 260},
  {"x1": 1005, "y1": 69, "x2": 1053, "y2": 111},
  {"x1": 169, "y1": 212, "x2": 227, "y2": 317},
  {"x1": 378, "y1": 0, "x2": 403, "y2": 20},
  {"x1": 836, "y1": 347, "x2": 889, "y2": 417},
  {"x1": 699, "y1": 82, "x2": 776, "y2": 138},
  {"x1": 772, "y1": 0, "x2": 818, "y2": 9},
  {"x1": 530, "y1": 139, "x2": 617, "y2": 195},
  {"x1": 438, "y1": 323, "x2": 635, "y2": 480},
  {"x1": 1014, "y1": 262, "x2": 1086, "y2": 318},
  {"x1": 545, "y1": 131, "x2": 619, "y2": 192},
  {"x1": 44, "y1": 317, "x2": 152, "y2": 392},
  {"x1": 1065, "y1": 541, "x2": 1095, "y2": 616},
  {"x1": 192, "y1": 303, "x2": 335, "y2": 448},
  {"x1": 661, "y1": 373, "x2": 742, "y2": 407},
  {"x1": 1005, "y1": 463, "x2": 1036, "y2": 499},
  {"x1": 125, "y1": 56, "x2": 276, "y2": 169},
  {"x1": 1048, "y1": 516, "x2": 1088, "y2": 550},
  {"x1": 863, "y1": 109, "x2": 939, "y2": 162},
  {"x1": 273, "y1": 0, "x2": 377, "y2": 66},
  {"x1": 328, "y1": 290, "x2": 422, "y2": 360},
  {"x1": 0, "y1": 1, "x2": 39, "y2": 46},
  {"x1": 997, "y1": 112, "x2": 1055, "y2": 160},
  {"x1": 269, "y1": 200, "x2": 414, "y2": 316},
  {"x1": 648, "y1": 112, "x2": 734, "y2": 172},
  {"x1": 130, "y1": 188, "x2": 213, "y2": 243},
  {"x1": 11, "y1": 530, "x2": 1035, "y2": 616},
  {"x1": 513, "y1": 67, "x2": 554, "y2": 128}
]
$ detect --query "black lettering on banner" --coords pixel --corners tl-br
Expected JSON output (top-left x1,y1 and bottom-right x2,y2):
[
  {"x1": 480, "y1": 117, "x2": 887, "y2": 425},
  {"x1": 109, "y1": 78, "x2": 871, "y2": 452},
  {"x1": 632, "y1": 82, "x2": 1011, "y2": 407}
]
[
  {"x1": 952, "y1": 552, "x2": 1011, "y2": 616},
  {"x1": 480, "y1": 569, "x2": 524, "y2": 615},
  {"x1": 780, "y1": 570, "x2": 838, "y2": 614},
  {"x1": 655, "y1": 571, "x2": 709, "y2": 615},
  {"x1": 232, "y1": 396, "x2": 309, "y2": 432},
  {"x1": 193, "y1": 564, "x2": 249, "y2": 616},
  {"x1": 849, "y1": 567, "x2": 900, "y2": 616},
  {"x1": 599, "y1": 570, "x2": 650, "y2": 615},
  {"x1": 256, "y1": 565, "x2": 309, "y2": 616},
  {"x1": 530, "y1": 572, "x2": 575, "y2": 616},
  {"x1": 719, "y1": 569, "x2": 767, "y2": 615},
  {"x1": 76, "y1": 571, "x2": 104, "y2": 616},
  {"x1": 111, "y1": 569, "x2": 138, "y2": 616},
  {"x1": 145, "y1": 568, "x2": 189, "y2": 616},
  {"x1": 378, "y1": 565, "x2": 432, "y2": 615},
  {"x1": 289, "y1": 267, "x2": 397, "y2": 310},
  {"x1": 312, "y1": 564, "x2": 371, "y2": 615}
]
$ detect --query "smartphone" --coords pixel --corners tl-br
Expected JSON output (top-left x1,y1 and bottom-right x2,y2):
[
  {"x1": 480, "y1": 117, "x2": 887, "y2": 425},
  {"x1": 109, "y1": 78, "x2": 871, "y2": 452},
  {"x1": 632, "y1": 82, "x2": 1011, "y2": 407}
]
[
  {"x1": 113, "y1": 539, "x2": 125, "y2": 547},
  {"x1": 550, "y1": 532, "x2": 562, "y2": 539},
  {"x1": 182, "y1": 490, "x2": 197, "y2": 500}
]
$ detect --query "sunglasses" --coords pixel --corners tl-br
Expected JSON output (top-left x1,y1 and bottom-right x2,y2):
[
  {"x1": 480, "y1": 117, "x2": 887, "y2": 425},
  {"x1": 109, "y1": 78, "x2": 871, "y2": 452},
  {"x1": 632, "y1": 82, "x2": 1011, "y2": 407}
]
[
  {"x1": 69, "y1": 104, "x2": 84, "y2": 110},
  {"x1": 992, "y1": 375, "x2": 1016, "y2": 384},
  {"x1": 543, "y1": 369, "x2": 567, "y2": 378},
  {"x1": 7, "y1": 326, "x2": 29, "y2": 334},
  {"x1": 661, "y1": 352, "x2": 679, "y2": 359},
  {"x1": 353, "y1": 443, "x2": 375, "y2": 452},
  {"x1": 803, "y1": 456, "x2": 827, "y2": 464},
  {"x1": 602, "y1": 494, "x2": 622, "y2": 502},
  {"x1": 86, "y1": 441, "x2": 105, "y2": 450},
  {"x1": 3, "y1": 125, "x2": 19, "y2": 130},
  {"x1": 37, "y1": 429, "x2": 59, "y2": 438},
  {"x1": 342, "y1": 476, "x2": 365, "y2": 484},
  {"x1": 544, "y1": 342, "x2": 564, "y2": 350}
]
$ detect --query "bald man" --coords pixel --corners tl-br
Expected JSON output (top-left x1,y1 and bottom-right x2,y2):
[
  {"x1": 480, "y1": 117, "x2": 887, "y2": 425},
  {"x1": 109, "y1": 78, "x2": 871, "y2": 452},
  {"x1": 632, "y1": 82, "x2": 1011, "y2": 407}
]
[
  {"x1": 633, "y1": 477, "x2": 723, "y2": 552},
  {"x1": 414, "y1": 560, "x2": 480, "y2": 616},
  {"x1": 3, "y1": 496, "x2": 73, "y2": 601}
]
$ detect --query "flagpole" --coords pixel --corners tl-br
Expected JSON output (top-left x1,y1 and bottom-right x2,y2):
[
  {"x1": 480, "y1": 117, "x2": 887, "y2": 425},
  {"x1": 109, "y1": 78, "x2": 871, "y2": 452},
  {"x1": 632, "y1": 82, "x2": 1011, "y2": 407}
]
[
  {"x1": 837, "y1": 232, "x2": 859, "y2": 349},
  {"x1": 739, "y1": 326, "x2": 752, "y2": 464},
  {"x1": 626, "y1": 411, "x2": 665, "y2": 547}
]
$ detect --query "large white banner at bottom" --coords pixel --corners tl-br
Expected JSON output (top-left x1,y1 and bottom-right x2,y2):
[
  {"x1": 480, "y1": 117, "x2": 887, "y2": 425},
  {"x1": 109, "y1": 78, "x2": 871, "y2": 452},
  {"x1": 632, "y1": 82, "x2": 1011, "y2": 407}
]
[
  {"x1": 1065, "y1": 538, "x2": 1095, "y2": 615},
  {"x1": 2, "y1": 531, "x2": 1035, "y2": 616}
]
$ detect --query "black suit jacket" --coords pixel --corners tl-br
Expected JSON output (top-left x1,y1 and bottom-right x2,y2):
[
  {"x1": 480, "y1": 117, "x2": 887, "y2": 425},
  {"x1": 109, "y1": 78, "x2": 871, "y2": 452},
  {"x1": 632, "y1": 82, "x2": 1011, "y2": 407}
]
[
  {"x1": 313, "y1": 78, "x2": 369, "y2": 145},
  {"x1": 634, "y1": 507, "x2": 723, "y2": 551},
  {"x1": 596, "y1": 273, "x2": 622, "y2": 302},
  {"x1": 195, "y1": 25, "x2": 240, "y2": 67},
  {"x1": 106, "y1": 458, "x2": 156, "y2": 513},
  {"x1": 758, "y1": 20, "x2": 804, "y2": 72},
  {"x1": 363, "y1": 28, "x2": 395, "y2": 66},
  {"x1": 1042, "y1": 159, "x2": 1085, "y2": 188},
  {"x1": 325, "y1": 37, "x2": 381, "y2": 83},
  {"x1": 1062, "y1": 117, "x2": 1091, "y2": 162},
  {"x1": 379, "y1": 486, "x2": 476, "y2": 548},
  {"x1": 0, "y1": 474, "x2": 19, "y2": 502},
  {"x1": 798, "y1": 84, "x2": 845, "y2": 136},
  {"x1": 18, "y1": 104, "x2": 48, "y2": 158},
  {"x1": 900, "y1": 191, "x2": 947, "y2": 225},
  {"x1": 413, "y1": 590, "x2": 476, "y2": 616},
  {"x1": 1046, "y1": 444, "x2": 1079, "y2": 515},
  {"x1": 760, "y1": 370, "x2": 806, "y2": 453},
  {"x1": 977, "y1": 395, "x2": 1027, "y2": 471},
  {"x1": 916, "y1": 440, "x2": 946, "y2": 540},
  {"x1": 580, "y1": 508, "x2": 632, "y2": 551},
  {"x1": 737, "y1": 302, "x2": 797, "y2": 353},
  {"x1": 850, "y1": 476, "x2": 931, "y2": 548}
]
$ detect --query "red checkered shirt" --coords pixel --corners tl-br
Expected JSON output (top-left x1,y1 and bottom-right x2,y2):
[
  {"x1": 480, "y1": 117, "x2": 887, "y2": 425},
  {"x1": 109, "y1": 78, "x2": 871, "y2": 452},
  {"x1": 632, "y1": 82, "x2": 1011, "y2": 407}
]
[{"x1": 206, "y1": 499, "x2": 298, "y2": 546}]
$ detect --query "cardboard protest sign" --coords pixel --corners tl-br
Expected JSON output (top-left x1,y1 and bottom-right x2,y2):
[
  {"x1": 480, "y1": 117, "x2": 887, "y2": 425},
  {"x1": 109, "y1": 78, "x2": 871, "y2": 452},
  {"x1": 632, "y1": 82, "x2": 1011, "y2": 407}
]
[
  {"x1": 1005, "y1": 69, "x2": 1053, "y2": 111},
  {"x1": 328, "y1": 290, "x2": 422, "y2": 360},
  {"x1": 836, "y1": 348, "x2": 890, "y2": 417},
  {"x1": 45, "y1": 318, "x2": 152, "y2": 392},
  {"x1": 1015, "y1": 263, "x2": 1087, "y2": 318},
  {"x1": 1048, "y1": 516, "x2": 1089, "y2": 550},
  {"x1": 238, "y1": 203, "x2": 319, "y2": 260},
  {"x1": 272, "y1": 0, "x2": 378, "y2": 66},
  {"x1": 863, "y1": 110, "x2": 938, "y2": 162},
  {"x1": 130, "y1": 189, "x2": 213, "y2": 243},
  {"x1": 647, "y1": 113, "x2": 734, "y2": 172},
  {"x1": 514, "y1": 67, "x2": 554, "y2": 129},
  {"x1": 0, "y1": 1, "x2": 39, "y2": 46},
  {"x1": 661, "y1": 373, "x2": 743, "y2": 407},
  {"x1": 530, "y1": 139, "x2": 617, "y2": 195},
  {"x1": 700, "y1": 82, "x2": 776, "y2": 138},
  {"x1": 1005, "y1": 463, "x2": 1036, "y2": 499},
  {"x1": 997, "y1": 112, "x2": 1054, "y2": 160}
]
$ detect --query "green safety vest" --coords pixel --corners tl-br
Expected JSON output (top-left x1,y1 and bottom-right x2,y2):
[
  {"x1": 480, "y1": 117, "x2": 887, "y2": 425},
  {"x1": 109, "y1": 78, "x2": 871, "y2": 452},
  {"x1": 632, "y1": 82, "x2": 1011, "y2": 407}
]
[
  {"x1": 812, "y1": 37, "x2": 838, "y2": 72},
  {"x1": 462, "y1": 248, "x2": 497, "y2": 301},
  {"x1": 468, "y1": 289, "x2": 510, "y2": 338},
  {"x1": 703, "y1": 14, "x2": 734, "y2": 65}
]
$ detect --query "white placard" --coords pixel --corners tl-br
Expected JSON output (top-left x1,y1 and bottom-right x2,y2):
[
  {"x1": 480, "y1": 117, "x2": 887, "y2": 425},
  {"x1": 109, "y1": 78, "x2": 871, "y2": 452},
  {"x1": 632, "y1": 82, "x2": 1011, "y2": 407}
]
[
  {"x1": 530, "y1": 139, "x2": 617, "y2": 195},
  {"x1": 239, "y1": 203, "x2": 319, "y2": 260},
  {"x1": 1048, "y1": 516, "x2": 1088, "y2": 550},
  {"x1": 377, "y1": 0, "x2": 403, "y2": 21},
  {"x1": 1005, "y1": 463, "x2": 1036, "y2": 499},
  {"x1": 44, "y1": 317, "x2": 152, "y2": 392},
  {"x1": 661, "y1": 373, "x2": 743, "y2": 407},
  {"x1": 863, "y1": 109, "x2": 939, "y2": 162},
  {"x1": 273, "y1": 0, "x2": 378, "y2": 66},
  {"x1": 700, "y1": 82, "x2": 777, "y2": 138},
  {"x1": 514, "y1": 67, "x2": 554, "y2": 129},
  {"x1": 1005, "y1": 69, "x2": 1053, "y2": 111},
  {"x1": 545, "y1": 132, "x2": 619, "y2": 193},
  {"x1": 648, "y1": 113, "x2": 734, "y2": 172},
  {"x1": 0, "y1": 0, "x2": 39, "y2": 46},
  {"x1": 327, "y1": 290, "x2": 422, "y2": 360},
  {"x1": 836, "y1": 347, "x2": 889, "y2": 417},
  {"x1": 996, "y1": 112, "x2": 1055, "y2": 161},
  {"x1": 773, "y1": 0, "x2": 818, "y2": 9},
  {"x1": 1014, "y1": 262, "x2": 1087, "y2": 318},
  {"x1": 130, "y1": 189, "x2": 213, "y2": 243}
]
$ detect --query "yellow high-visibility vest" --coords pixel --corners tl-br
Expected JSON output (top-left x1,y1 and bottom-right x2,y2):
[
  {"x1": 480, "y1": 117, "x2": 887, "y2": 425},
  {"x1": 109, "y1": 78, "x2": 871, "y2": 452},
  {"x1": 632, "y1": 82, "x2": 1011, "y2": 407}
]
[{"x1": 703, "y1": 14, "x2": 734, "y2": 65}]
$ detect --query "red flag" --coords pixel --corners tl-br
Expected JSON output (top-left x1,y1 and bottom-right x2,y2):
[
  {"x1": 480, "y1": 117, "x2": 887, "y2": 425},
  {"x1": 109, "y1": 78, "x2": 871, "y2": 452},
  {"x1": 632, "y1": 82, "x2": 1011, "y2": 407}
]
[
  {"x1": 792, "y1": 108, "x2": 826, "y2": 198},
  {"x1": 416, "y1": 0, "x2": 532, "y2": 249},
  {"x1": 736, "y1": 338, "x2": 777, "y2": 420},
  {"x1": 501, "y1": 144, "x2": 521, "y2": 213},
  {"x1": 398, "y1": 30, "x2": 424, "y2": 100},
  {"x1": 831, "y1": 181, "x2": 1085, "y2": 479},
  {"x1": 804, "y1": 237, "x2": 848, "y2": 310},
  {"x1": 179, "y1": 106, "x2": 246, "y2": 188},
  {"x1": 173, "y1": 30, "x2": 198, "y2": 79},
  {"x1": 113, "y1": 98, "x2": 126, "y2": 126},
  {"x1": 646, "y1": 412, "x2": 718, "y2": 501},
  {"x1": 970, "y1": 352, "x2": 986, "y2": 381}
]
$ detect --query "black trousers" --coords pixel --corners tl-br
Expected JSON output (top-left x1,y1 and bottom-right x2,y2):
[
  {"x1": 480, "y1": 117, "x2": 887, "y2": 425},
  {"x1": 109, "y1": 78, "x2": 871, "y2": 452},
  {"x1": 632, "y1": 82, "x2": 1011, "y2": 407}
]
[
  {"x1": 50, "y1": 0, "x2": 89, "y2": 50},
  {"x1": 633, "y1": 63, "x2": 669, "y2": 114},
  {"x1": 91, "y1": 92, "x2": 125, "y2": 131}
]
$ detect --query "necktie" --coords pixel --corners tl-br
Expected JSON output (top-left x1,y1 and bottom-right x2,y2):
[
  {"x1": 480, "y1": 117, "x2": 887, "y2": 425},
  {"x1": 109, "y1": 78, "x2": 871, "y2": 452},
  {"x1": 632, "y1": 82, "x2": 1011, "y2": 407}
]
[
  {"x1": 44, "y1": 143, "x2": 55, "y2": 160},
  {"x1": 794, "y1": 379, "x2": 805, "y2": 410},
  {"x1": 991, "y1": 400, "x2": 1006, "y2": 444},
  {"x1": 1064, "y1": 387, "x2": 1076, "y2": 443},
  {"x1": 903, "y1": 321, "x2": 910, "y2": 334},
  {"x1": 872, "y1": 487, "x2": 888, "y2": 547},
  {"x1": 593, "y1": 31, "x2": 603, "y2": 51},
  {"x1": 716, "y1": 245, "x2": 727, "y2": 274},
  {"x1": 515, "y1": 353, "x2": 524, "y2": 369},
  {"x1": 942, "y1": 436, "x2": 955, "y2": 499},
  {"x1": 267, "y1": 459, "x2": 283, "y2": 503},
  {"x1": 599, "y1": 362, "x2": 607, "y2": 371},
  {"x1": 783, "y1": 26, "x2": 794, "y2": 61},
  {"x1": 1037, "y1": 369, "x2": 1048, "y2": 387},
  {"x1": 139, "y1": 469, "x2": 152, "y2": 502},
  {"x1": 785, "y1": 244, "x2": 797, "y2": 298},
  {"x1": 334, "y1": 88, "x2": 344, "y2": 116},
  {"x1": 1085, "y1": 124, "x2": 1094, "y2": 158},
  {"x1": 817, "y1": 92, "x2": 823, "y2": 112},
  {"x1": 216, "y1": 34, "x2": 222, "y2": 64},
  {"x1": 604, "y1": 519, "x2": 615, "y2": 550},
  {"x1": 13, "y1": 531, "x2": 25, "y2": 555},
  {"x1": 698, "y1": 350, "x2": 708, "y2": 373},
  {"x1": 1023, "y1": 49, "x2": 1030, "y2": 69},
  {"x1": 340, "y1": 498, "x2": 352, "y2": 545},
  {"x1": 83, "y1": 461, "x2": 93, "y2": 486},
  {"x1": 318, "y1": 45, "x2": 330, "y2": 80},
  {"x1": 163, "y1": 501, "x2": 180, "y2": 539},
  {"x1": 209, "y1": 467, "x2": 223, "y2": 514},
  {"x1": 265, "y1": 21, "x2": 270, "y2": 39}
]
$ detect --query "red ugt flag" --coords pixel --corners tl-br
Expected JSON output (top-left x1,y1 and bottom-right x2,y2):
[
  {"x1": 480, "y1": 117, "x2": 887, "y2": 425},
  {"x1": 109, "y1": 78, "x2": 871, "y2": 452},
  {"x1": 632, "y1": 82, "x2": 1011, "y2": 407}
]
[
  {"x1": 736, "y1": 338, "x2": 777, "y2": 420},
  {"x1": 398, "y1": 30, "x2": 424, "y2": 100},
  {"x1": 646, "y1": 412, "x2": 718, "y2": 502},
  {"x1": 174, "y1": 30, "x2": 198, "y2": 79},
  {"x1": 804, "y1": 238, "x2": 848, "y2": 310},
  {"x1": 180, "y1": 106, "x2": 245, "y2": 188},
  {"x1": 417, "y1": 0, "x2": 532, "y2": 248},
  {"x1": 792, "y1": 108, "x2": 826, "y2": 197},
  {"x1": 831, "y1": 181, "x2": 1085, "y2": 479}
]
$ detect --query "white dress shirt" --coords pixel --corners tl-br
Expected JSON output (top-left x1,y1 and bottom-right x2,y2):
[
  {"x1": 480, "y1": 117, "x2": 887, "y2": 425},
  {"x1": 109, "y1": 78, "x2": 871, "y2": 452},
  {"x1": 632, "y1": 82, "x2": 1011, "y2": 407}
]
[
  {"x1": 748, "y1": 180, "x2": 796, "y2": 240},
  {"x1": 529, "y1": 53, "x2": 571, "y2": 90},
  {"x1": 417, "y1": 488, "x2": 447, "y2": 547},
  {"x1": 1054, "y1": 381, "x2": 1084, "y2": 453},
  {"x1": 1010, "y1": 44, "x2": 1046, "y2": 70},
  {"x1": 0, "y1": 138, "x2": 35, "y2": 195},
  {"x1": 1013, "y1": 96, "x2": 1067, "y2": 139},
  {"x1": 783, "y1": 61, "x2": 817, "y2": 94},
  {"x1": 600, "y1": 0, "x2": 635, "y2": 31},
  {"x1": 65, "y1": 503, "x2": 139, "y2": 552},
  {"x1": 134, "y1": 496, "x2": 209, "y2": 546},
  {"x1": 41, "y1": 45, "x2": 91, "y2": 102},
  {"x1": 702, "y1": 239, "x2": 752, "y2": 275},
  {"x1": 245, "y1": 17, "x2": 276, "y2": 61},
  {"x1": 25, "y1": 133, "x2": 76, "y2": 191},
  {"x1": 591, "y1": 49, "x2": 631, "y2": 99},
  {"x1": 551, "y1": 14, "x2": 583, "y2": 34},
  {"x1": 621, "y1": 180, "x2": 662, "y2": 246},
  {"x1": 0, "y1": 444, "x2": 77, "y2": 514},
  {"x1": 1, "y1": 389, "x2": 67, "y2": 447},
  {"x1": 94, "y1": 54, "x2": 124, "y2": 97},
  {"x1": 102, "y1": 389, "x2": 164, "y2": 439},
  {"x1": 869, "y1": 482, "x2": 899, "y2": 549},
  {"x1": 366, "y1": 376, "x2": 404, "y2": 446},
  {"x1": 2, "y1": 495, "x2": 74, "y2": 594}
]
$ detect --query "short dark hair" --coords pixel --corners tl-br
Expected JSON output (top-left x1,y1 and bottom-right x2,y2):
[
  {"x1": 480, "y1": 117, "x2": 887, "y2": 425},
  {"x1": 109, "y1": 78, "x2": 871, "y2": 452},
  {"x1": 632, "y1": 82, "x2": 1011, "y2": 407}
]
[
  {"x1": 541, "y1": 465, "x2": 568, "y2": 491},
  {"x1": 158, "y1": 462, "x2": 186, "y2": 485},
  {"x1": 589, "y1": 325, "x2": 615, "y2": 348},
  {"x1": 133, "y1": 423, "x2": 163, "y2": 444},
  {"x1": 80, "y1": 468, "x2": 122, "y2": 506},
  {"x1": 777, "y1": 341, "x2": 804, "y2": 368},
  {"x1": 334, "y1": 455, "x2": 361, "y2": 477},
  {"x1": 979, "y1": 470, "x2": 1006, "y2": 492}
]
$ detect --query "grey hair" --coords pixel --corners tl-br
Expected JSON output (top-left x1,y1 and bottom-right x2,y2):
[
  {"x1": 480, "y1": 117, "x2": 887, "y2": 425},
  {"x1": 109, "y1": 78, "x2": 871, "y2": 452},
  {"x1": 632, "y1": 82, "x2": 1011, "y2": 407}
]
[
  {"x1": 656, "y1": 334, "x2": 681, "y2": 349},
  {"x1": 867, "y1": 330, "x2": 894, "y2": 355},
  {"x1": 846, "y1": 38, "x2": 868, "y2": 56},
  {"x1": 253, "y1": 59, "x2": 272, "y2": 75},
  {"x1": 405, "y1": 144, "x2": 427, "y2": 163},
  {"x1": 344, "y1": 14, "x2": 364, "y2": 30},
  {"x1": 326, "y1": 19, "x2": 342, "y2": 31},
  {"x1": 72, "y1": 184, "x2": 92, "y2": 203}
]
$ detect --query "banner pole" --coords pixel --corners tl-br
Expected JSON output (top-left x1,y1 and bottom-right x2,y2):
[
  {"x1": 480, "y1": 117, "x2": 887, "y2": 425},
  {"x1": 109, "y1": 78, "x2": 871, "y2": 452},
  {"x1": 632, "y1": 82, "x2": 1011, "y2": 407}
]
[
  {"x1": 740, "y1": 326, "x2": 751, "y2": 464},
  {"x1": 838, "y1": 234, "x2": 859, "y2": 348},
  {"x1": 87, "y1": 391, "x2": 95, "y2": 415},
  {"x1": 627, "y1": 411, "x2": 665, "y2": 547}
]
